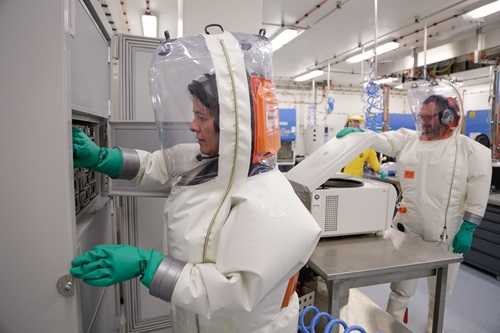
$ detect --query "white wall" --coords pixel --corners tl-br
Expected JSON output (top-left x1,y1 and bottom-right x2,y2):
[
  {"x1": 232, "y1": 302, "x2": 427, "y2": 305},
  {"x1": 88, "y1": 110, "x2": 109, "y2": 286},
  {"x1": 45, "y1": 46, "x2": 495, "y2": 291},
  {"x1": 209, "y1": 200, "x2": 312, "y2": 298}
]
[
  {"x1": 277, "y1": 82, "x2": 494, "y2": 156},
  {"x1": 276, "y1": 87, "x2": 408, "y2": 156},
  {"x1": 462, "y1": 84, "x2": 493, "y2": 112}
]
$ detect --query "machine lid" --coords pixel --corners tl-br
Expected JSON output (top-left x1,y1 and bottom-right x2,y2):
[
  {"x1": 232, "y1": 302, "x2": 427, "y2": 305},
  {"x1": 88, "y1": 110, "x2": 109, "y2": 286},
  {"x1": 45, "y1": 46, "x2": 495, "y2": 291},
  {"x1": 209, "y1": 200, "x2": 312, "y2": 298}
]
[
  {"x1": 285, "y1": 131, "x2": 377, "y2": 192},
  {"x1": 321, "y1": 178, "x2": 364, "y2": 188}
]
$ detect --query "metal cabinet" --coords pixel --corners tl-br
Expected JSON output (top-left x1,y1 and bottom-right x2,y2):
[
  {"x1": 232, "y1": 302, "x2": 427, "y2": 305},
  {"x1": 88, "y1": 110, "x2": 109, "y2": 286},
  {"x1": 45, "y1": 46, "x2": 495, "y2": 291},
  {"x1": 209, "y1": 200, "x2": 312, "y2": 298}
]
[
  {"x1": 0, "y1": 1, "x2": 171, "y2": 332},
  {"x1": 1, "y1": 0, "x2": 116, "y2": 332},
  {"x1": 464, "y1": 203, "x2": 500, "y2": 279}
]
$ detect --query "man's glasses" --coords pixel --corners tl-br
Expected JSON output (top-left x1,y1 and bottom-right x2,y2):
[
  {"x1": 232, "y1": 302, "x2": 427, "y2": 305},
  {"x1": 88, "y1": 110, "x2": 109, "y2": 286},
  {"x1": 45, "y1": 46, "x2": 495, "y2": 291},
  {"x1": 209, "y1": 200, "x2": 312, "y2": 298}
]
[{"x1": 416, "y1": 113, "x2": 439, "y2": 122}]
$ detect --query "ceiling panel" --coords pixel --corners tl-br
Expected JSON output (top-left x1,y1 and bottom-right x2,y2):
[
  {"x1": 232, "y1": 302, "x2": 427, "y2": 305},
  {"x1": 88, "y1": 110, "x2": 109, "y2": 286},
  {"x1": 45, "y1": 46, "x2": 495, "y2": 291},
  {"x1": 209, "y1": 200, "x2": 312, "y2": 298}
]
[{"x1": 103, "y1": 0, "x2": 500, "y2": 86}]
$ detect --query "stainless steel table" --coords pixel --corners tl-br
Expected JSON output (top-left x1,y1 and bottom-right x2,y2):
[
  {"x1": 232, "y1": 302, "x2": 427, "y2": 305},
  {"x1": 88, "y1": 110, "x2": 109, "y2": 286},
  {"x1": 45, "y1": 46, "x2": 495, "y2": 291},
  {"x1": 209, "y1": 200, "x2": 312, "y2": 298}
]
[{"x1": 308, "y1": 228, "x2": 463, "y2": 333}]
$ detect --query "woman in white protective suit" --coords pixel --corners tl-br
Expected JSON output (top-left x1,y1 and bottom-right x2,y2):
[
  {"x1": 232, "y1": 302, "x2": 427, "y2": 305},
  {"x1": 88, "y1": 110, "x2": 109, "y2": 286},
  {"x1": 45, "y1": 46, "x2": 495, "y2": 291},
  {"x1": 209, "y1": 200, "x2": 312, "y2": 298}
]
[
  {"x1": 337, "y1": 81, "x2": 491, "y2": 332},
  {"x1": 70, "y1": 29, "x2": 321, "y2": 332}
]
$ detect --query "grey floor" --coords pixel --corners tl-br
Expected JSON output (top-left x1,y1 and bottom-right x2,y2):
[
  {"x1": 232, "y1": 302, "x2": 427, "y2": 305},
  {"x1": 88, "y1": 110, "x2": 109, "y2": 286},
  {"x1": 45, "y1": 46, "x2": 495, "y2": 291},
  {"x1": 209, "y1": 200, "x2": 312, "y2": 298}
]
[{"x1": 356, "y1": 263, "x2": 500, "y2": 333}]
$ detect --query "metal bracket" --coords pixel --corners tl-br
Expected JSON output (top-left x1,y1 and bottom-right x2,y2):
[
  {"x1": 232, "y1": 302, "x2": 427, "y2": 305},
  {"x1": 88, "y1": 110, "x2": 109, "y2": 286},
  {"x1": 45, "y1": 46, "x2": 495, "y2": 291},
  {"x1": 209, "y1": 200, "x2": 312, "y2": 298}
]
[{"x1": 57, "y1": 274, "x2": 74, "y2": 297}]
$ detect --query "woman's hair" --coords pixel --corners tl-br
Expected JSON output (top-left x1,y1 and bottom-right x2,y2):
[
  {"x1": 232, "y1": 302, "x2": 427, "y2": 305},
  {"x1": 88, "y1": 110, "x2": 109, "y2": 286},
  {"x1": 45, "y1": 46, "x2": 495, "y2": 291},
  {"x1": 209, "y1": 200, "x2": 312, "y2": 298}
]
[{"x1": 188, "y1": 73, "x2": 219, "y2": 132}]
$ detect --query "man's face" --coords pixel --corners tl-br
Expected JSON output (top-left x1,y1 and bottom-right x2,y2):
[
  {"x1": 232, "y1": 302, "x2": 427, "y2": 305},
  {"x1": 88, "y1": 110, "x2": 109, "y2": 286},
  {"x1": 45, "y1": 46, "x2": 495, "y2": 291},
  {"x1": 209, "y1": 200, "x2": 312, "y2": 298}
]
[
  {"x1": 419, "y1": 101, "x2": 443, "y2": 139},
  {"x1": 189, "y1": 96, "x2": 219, "y2": 157}
]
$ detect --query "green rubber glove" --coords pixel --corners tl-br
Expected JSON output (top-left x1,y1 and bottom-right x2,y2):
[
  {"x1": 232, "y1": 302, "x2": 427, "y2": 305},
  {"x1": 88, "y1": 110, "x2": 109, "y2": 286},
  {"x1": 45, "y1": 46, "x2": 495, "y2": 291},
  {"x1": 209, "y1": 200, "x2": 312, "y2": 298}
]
[
  {"x1": 452, "y1": 220, "x2": 477, "y2": 254},
  {"x1": 380, "y1": 171, "x2": 387, "y2": 179},
  {"x1": 70, "y1": 244, "x2": 164, "y2": 288},
  {"x1": 336, "y1": 127, "x2": 364, "y2": 138},
  {"x1": 72, "y1": 127, "x2": 123, "y2": 178}
]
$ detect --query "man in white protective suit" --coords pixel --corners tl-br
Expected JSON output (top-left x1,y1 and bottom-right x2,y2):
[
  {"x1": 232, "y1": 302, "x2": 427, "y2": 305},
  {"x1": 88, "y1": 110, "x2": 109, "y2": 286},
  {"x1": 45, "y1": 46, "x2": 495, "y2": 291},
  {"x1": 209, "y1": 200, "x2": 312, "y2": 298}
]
[
  {"x1": 337, "y1": 81, "x2": 492, "y2": 333},
  {"x1": 70, "y1": 30, "x2": 321, "y2": 332}
]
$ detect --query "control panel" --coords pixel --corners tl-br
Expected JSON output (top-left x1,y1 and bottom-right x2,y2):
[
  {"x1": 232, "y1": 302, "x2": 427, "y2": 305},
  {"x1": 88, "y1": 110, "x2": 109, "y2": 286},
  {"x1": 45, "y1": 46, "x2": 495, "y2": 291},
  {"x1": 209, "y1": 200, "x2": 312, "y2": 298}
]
[{"x1": 72, "y1": 120, "x2": 102, "y2": 215}]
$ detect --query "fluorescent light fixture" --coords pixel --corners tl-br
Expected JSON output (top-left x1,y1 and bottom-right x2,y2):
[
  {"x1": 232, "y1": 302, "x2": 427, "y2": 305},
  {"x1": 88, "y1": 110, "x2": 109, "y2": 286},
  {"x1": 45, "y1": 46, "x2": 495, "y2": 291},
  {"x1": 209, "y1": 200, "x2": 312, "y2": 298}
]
[
  {"x1": 346, "y1": 42, "x2": 400, "y2": 63},
  {"x1": 294, "y1": 70, "x2": 324, "y2": 82},
  {"x1": 271, "y1": 28, "x2": 303, "y2": 52},
  {"x1": 142, "y1": 14, "x2": 157, "y2": 38},
  {"x1": 377, "y1": 77, "x2": 397, "y2": 84},
  {"x1": 346, "y1": 51, "x2": 374, "y2": 64},
  {"x1": 463, "y1": 1, "x2": 500, "y2": 20},
  {"x1": 376, "y1": 41, "x2": 400, "y2": 54},
  {"x1": 361, "y1": 77, "x2": 397, "y2": 87}
]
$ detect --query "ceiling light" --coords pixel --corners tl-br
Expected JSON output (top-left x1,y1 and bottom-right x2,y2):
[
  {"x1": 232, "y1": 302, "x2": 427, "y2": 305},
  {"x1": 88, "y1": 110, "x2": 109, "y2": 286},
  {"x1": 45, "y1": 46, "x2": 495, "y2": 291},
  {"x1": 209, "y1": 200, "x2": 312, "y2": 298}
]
[
  {"x1": 361, "y1": 77, "x2": 397, "y2": 87},
  {"x1": 376, "y1": 42, "x2": 400, "y2": 54},
  {"x1": 377, "y1": 77, "x2": 398, "y2": 84},
  {"x1": 346, "y1": 42, "x2": 400, "y2": 63},
  {"x1": 294, "y1": 70, "x2": 324, "y2": 82},
  {"x1": 463, "y1": 1, "x2": 500, "y2": 20},
  {"x1": 271, "y1": 28, "x2": 303, "y2": 52},
  {"x1": 142, "y1": 14, "x2": 157, "y2": 38},
  {"x1": 346, "y1": 50, "x2": 374, "y2": 64}
]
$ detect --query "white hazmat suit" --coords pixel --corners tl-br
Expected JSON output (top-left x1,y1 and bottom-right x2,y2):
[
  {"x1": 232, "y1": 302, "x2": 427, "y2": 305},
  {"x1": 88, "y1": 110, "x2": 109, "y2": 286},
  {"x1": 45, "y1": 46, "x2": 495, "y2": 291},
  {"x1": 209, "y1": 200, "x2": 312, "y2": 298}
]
[
  {"x1": 368, "y1": 84, "x2": 491, "y2": 331},
  {"x1": 118, "y1": 31, "x2": 321, "y2": 332}
]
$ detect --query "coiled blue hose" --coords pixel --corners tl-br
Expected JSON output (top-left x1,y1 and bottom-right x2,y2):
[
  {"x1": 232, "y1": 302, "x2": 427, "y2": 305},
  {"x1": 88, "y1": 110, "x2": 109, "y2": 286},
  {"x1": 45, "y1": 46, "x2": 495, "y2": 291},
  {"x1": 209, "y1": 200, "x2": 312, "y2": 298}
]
[
  {"x1": 363, "y1": 57, "x2": 384, "y2": 131},
  {"x1": 298, "y1": 305, "x2": 383, "y2": 333},
  {"x1": 326, "y1": 97, "x2": 335, "y2": 115}
]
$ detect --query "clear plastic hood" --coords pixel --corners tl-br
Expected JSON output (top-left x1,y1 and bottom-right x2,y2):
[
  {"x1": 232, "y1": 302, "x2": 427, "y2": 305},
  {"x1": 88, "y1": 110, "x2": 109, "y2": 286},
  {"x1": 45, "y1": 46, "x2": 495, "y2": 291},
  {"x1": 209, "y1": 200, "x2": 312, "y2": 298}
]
[
  {"x1": 285, "y1": 131, "x2": 377, "y2": 192},
  {"x1": 148, "y1": 31, "x2": 277, "y2": 187}
]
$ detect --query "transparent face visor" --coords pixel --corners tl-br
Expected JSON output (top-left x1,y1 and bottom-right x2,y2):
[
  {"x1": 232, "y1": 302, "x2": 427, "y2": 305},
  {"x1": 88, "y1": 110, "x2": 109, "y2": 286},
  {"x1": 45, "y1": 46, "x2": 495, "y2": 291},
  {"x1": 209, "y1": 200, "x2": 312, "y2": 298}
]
[
  {"x1": 149, "y1": 35, "x2": 219, "y2": 186},
  {"x1": 148, "y1": 32, "x2": 278, "y2": 187},
  {"x1": 407, "y1": 81, "x2": 463, "y2": 141}
]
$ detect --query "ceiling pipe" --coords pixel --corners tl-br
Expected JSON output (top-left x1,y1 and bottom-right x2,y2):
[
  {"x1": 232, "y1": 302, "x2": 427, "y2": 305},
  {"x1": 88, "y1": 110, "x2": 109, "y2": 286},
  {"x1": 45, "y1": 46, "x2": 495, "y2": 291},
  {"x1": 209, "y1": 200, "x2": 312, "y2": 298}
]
[
  {"x1": 311, "y1": 4, "x2": 468, "y2": 70},
  {"x1": 361, "y1": 45, "x2": 365, "y2": 83},
  {"x1": 295, "y1": 0, "x2": 330, "y2": 25},
  {"x1": 266, "y1": 0, "x2": 470, "y2": 75},
  {"x1": 327, "y1": 61, "x2": 331, "y2": 97},
  {"x1": 263, "y1": 0, "x2": 347, "y2": 31},
  {"x1": 373, "y1": 0, "x2": 378, "y2": 78},
  {"x1": 120, "y1": 0, "x2": 131, "y2": 33},
  {"x1": 492, "y1": 65, "x2": 499, "y2": 159},
  {"x1": 423, "y1": 18, "x2": 428, "y2": 80},
  {"x1": 310, "y1": 17, "x2": 468, "y2": 72},
  {"x1": 474, "y1": 26, "x2": 485, "y2": 63},
  {"x1": 383, "y1": 85, "x2": 390, "y2": 132}
]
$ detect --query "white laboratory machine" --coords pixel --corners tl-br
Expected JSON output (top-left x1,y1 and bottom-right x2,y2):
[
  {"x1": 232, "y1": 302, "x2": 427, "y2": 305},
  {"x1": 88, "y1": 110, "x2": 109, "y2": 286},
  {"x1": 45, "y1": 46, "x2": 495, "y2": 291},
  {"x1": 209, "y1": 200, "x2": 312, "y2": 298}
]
[{"x1": 286, "y1": 132, "x2": 397, "y2": 237}]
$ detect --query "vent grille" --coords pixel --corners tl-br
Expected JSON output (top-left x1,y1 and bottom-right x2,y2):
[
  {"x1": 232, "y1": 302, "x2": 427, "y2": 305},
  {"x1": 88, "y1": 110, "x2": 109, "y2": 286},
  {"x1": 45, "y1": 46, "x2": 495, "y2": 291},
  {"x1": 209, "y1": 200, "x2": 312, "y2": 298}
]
[{"x1": 324, "y1": 195, "x2": 339, "y2": 232}]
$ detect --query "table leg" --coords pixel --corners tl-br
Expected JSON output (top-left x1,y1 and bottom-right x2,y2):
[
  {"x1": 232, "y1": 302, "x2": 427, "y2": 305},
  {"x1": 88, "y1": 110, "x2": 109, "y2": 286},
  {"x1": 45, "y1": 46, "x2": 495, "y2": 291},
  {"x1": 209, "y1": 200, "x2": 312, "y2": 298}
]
[
  {"x1": 327, "y1": 281, "x2": 342, "y2": 333},
  {"x1": 432, "y1": 265, "x2": 448, "y2": 333}
]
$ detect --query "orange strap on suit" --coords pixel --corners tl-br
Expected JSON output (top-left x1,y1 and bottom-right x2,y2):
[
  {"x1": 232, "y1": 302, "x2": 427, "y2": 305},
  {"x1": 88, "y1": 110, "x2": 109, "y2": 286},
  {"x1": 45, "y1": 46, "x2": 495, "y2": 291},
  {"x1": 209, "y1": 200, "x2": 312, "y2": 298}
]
[{"x1": 281, "y1": 272, "x2": 300, "y2": 308}]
